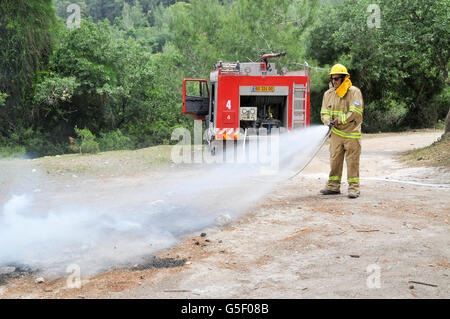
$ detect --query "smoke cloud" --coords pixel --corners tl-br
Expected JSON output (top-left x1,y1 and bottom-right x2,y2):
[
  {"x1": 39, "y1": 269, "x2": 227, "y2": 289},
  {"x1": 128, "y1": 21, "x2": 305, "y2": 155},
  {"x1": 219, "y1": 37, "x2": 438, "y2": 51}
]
[{"x1": 0, "y1": 125, "x2": 329, "y2": 276}]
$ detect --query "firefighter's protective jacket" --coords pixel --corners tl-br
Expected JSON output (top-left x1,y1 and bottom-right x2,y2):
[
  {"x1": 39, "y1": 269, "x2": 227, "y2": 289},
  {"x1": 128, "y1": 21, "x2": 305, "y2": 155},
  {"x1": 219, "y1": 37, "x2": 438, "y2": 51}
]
[{"x1": 320, "y1": 85, "x2": 364, "y2": 139}]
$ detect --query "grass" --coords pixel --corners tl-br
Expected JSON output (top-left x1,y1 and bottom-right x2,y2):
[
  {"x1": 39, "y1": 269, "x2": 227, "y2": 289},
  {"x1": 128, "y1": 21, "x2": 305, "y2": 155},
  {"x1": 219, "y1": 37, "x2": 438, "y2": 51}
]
[
  {"x1": 0, "y1": 145, "x2": 26, "y2": 158},
  {"x1": 34, "y1": 144, "x2": 175, "y2": 177},
  {"x1": 0, "y1": 143, "x2": 207, "y2": 178},
  {"x1": 401, "y1": 133, "x2": 450, "y2": 170},
  {"x1": 2, "y1": 130, "x2": 448, "y2": 175}
]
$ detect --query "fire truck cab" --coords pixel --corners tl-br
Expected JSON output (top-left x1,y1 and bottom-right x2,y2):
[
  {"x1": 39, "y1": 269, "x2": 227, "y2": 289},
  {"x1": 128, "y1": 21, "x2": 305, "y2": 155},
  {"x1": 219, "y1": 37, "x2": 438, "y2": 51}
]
[{"x1": 183, "y1": 53, "x2": 311, "y2": 153}]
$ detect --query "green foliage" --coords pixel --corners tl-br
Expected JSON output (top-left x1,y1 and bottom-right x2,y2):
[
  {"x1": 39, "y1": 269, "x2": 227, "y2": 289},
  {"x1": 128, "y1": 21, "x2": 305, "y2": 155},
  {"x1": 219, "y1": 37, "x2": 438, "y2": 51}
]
[
  {"x1": 52, "y1": 0, "x2": 87, "y2": 21},
  {"x1": 309, "y1": 68, "x2": 332, "y2": 123},
  {"x1": 98, "y1": 129, "x2": 132, "y2": 151},
  {"x1": 167, "y1": 0, "x2": 317, "y2": 77},
  {"x1": 307, "y1": 0, "x2": 449, "y2": 130},
  {"x1": 0, "y1": 0, "x2": 58, "y2": 142},
  {"x1": 436, "y1": 87, "x2": 450, "y2": 119},
  {"x1": 0, "y1": 126, "x2": 66, "y2": 157},
  {"x1": 363, "y1": 99, "x2": 408, "y2": 133},
  {"x1": 74, "y1": 126, "x2": 99, "y2": 154},
  {"x1": 35, "y1": 19, "x2": 156, "y2": 142},
  {"x1": 33, "y1": 75, "x2": 79, "y2": 123},
  {"x1": 23, "y1": 130, "x2": 68, "y2": 157},
  {"x1": 0, "y1": 145, "x2": 26, "y2": 158},
  {"x1": 0, "y1": 92, "x2": 7, "y2": 107},
  {"x1": 1, "y1": 0, "x2": 448, "y2": 157},
  {"x1": 138, "y1": 43, "x2": 191, "y2": 145}
]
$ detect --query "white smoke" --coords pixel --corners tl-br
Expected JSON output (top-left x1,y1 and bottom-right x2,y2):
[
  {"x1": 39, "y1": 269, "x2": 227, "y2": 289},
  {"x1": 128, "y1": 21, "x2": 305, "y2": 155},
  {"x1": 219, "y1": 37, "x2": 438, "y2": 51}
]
[{"x1": 0, "y1": 125, "x2": 329, "y2": 276}]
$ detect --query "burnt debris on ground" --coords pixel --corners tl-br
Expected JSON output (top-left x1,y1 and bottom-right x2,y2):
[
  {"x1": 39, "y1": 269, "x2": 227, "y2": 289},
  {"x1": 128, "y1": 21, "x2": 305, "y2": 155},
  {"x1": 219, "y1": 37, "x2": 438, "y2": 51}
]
[
  {"x1": 0, "y1": 264, "x2": 38, "y2": 285},
  {"x1": 129, "y1": 256, "x2": 187, "y2": 271}
]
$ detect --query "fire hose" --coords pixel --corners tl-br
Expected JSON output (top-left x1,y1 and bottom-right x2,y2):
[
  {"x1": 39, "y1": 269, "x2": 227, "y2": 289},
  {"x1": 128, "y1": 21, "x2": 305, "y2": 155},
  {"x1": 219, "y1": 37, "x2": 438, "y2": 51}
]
[
  {"x1": 289, "y1": 122, "x2": 334, "y2": 180},
  {"x1": 288, "y1": 124, "x2": 450, "y2": 188}
]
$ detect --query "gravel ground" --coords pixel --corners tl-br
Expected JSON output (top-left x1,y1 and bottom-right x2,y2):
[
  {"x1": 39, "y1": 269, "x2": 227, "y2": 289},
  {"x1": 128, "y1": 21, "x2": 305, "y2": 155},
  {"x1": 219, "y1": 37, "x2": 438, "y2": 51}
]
[{"x1": 0, "y1": 130, "x2": 448, "y2": 299}]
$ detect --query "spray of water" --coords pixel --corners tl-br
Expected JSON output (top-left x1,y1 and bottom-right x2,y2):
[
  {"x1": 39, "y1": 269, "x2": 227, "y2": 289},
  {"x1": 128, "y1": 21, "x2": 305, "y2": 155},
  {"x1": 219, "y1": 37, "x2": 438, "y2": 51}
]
[{"x1": 0, "y1": 125, "x2": 329, "y2": 276}]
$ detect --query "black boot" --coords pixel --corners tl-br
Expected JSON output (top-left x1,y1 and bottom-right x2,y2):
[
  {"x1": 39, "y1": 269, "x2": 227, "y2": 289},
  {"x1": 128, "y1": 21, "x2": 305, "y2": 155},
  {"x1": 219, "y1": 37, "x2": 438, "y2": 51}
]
[{"x1": 320, "y1": 189, "x2": 340, "y2": 195}]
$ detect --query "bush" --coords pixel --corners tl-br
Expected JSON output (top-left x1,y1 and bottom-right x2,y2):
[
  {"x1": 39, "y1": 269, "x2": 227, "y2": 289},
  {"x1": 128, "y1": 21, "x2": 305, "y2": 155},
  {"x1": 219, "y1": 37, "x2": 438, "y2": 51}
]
[
  {"x1": 74, "y1": 126, "x2": 99, "y2": 154},
  {"x1": 363, "y1": 99, "x2": 408, "y2": 133},
  {"x1": 0, "y1": 127, "x2": 67, "y2": 158},
  {"x1": 0, "y1": 145, "x2": 26, "y2": 158},
  {"x1": 25, "y1": 136, "x2": 67, "y2": 157},
  {"x1": 0, "y1": 92, "x2": 7, "y2": 106},
  {"x1": 435, "y1": 86, "x2": 450, "y2": 123},
  {"x1": 98, "y1": 129, "x2": 132, "y2": 151}
]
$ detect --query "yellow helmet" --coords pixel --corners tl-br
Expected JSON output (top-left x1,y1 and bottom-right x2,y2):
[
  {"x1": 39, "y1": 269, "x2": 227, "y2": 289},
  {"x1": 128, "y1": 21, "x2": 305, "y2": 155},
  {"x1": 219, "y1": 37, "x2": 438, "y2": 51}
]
[{"x1": 329, "y1": 64, "x2": 349, "y2": 77}]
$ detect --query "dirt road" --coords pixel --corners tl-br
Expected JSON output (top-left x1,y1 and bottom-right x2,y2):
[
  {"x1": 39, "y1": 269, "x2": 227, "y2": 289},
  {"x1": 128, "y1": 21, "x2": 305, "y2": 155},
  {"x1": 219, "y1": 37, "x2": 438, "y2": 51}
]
[{"x1": 0, "y1": 130, "x2": 448, "y2": 298}]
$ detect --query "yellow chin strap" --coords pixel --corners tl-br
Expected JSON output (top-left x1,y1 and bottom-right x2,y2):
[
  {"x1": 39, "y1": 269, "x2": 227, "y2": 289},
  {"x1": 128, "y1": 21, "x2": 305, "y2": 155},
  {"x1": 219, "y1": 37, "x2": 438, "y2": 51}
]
[{"x1": 336, "y1": 74, "x2": 352, "y2": 98}]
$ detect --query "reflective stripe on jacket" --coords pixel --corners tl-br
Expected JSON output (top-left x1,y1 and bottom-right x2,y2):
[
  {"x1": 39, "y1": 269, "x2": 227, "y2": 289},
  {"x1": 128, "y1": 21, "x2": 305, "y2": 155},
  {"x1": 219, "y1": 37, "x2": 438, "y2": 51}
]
[{"x1": 321, "y1": 86, "x2": 364, "y2": 138}]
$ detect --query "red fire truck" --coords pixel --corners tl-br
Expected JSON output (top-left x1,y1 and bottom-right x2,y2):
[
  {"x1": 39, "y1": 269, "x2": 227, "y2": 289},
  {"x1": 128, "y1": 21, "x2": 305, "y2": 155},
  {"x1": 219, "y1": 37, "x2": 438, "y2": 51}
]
[{"x1": 183, "y1": 53, "x2": 311, "y2": 154}]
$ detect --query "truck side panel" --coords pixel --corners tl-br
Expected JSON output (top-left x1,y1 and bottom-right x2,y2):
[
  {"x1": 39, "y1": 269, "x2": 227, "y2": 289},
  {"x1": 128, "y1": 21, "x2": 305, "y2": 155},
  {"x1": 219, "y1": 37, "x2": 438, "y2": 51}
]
[{"x1": 216, "y1": 75, "x2": 309, "y2": 131}]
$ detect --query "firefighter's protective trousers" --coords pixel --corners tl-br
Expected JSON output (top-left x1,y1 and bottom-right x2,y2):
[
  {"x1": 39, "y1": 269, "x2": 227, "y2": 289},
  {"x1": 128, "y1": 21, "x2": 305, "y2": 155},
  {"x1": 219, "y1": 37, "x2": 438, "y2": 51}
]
[
  {"x1": 321, "y1": 85, "x2": 364, "y2": 193},
  {"x1": 327, "y1": 134, "x2": 361, "y2": 192}
]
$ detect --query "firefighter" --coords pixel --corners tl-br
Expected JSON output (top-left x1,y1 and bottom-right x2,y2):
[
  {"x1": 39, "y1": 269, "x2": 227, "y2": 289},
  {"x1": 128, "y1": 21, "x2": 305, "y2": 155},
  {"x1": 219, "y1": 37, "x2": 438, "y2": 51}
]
[{"x1": 320, "y1": 64, "x2": 364, "y2": 198}]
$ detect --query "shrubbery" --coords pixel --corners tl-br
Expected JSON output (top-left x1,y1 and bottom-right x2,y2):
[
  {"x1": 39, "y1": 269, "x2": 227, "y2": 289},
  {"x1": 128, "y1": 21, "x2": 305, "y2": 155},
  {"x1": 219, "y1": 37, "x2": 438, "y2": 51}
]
[
  {"x1": 363, "y1": 100, "x2": 408, "y2": 133},
  {"x1": 98, "y1": 129, "x2": 132, "y2": 152},
  {"x1": 307, "y1": 0, "x2": 449, "y2": 129},
  {"x1": 0, "y1": 0, "x2": 448, "y2": 158},
  {"x1": 74, "y1": 126, "x2": 99, "y2": 154},
  {"x1": 0, "y1": 145, "x2": 26, "y2": 158},
  {"x1": 0, "y1": 92, "x2": 7, "y2": 106}
]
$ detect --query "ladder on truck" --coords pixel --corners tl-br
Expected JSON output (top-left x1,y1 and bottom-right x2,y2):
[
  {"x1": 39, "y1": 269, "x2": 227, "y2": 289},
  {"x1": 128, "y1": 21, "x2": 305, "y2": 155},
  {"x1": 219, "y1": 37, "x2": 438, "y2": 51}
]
[{"x1": 292, "y1": 83, "x2": 307, "y2": 129}]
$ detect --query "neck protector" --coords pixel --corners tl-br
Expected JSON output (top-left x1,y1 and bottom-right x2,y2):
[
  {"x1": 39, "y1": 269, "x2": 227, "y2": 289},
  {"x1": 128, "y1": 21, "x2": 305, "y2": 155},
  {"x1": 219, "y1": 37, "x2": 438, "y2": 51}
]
[{"x1": 336, "y1": 74, "x2": 352, "y2": 98}]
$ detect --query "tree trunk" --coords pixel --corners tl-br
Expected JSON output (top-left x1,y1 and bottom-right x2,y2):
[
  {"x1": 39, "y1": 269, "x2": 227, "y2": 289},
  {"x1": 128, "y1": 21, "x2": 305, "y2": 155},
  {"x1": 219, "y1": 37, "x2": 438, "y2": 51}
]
[{"x1": 445, "y1": 108, "x2": 450, "y2": 134}]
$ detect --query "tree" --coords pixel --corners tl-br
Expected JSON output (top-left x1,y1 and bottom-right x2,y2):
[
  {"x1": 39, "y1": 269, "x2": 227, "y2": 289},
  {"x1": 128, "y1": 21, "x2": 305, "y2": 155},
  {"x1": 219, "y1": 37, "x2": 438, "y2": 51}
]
[
  {"x1": 33, "y1": 75, "x2": 80, "y2": 124},
  {"x1": 0, "y1": 0, "x2": 58, "y2": 138},
  {"x1": 35, "y1": 20, "x2": 153, "y2": 137},
  {"x1": 167, "y1": 0, "x2": 316, "y2": 78},
  {"x1": 33, "y1": 18, "x2": 190, "y2": 151},
  {"x1": 306, "y1": 0, "x2": 449, "y2": 131},
  {"x1": 0, "y1": 92, "x2": 7, "y2": 107},
  {"x1": 445, "y1": 109, "x2": 450, "y2": 135},
  {"x1": 380, "y1": 0, "x2": 449, "y2": 127}
]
